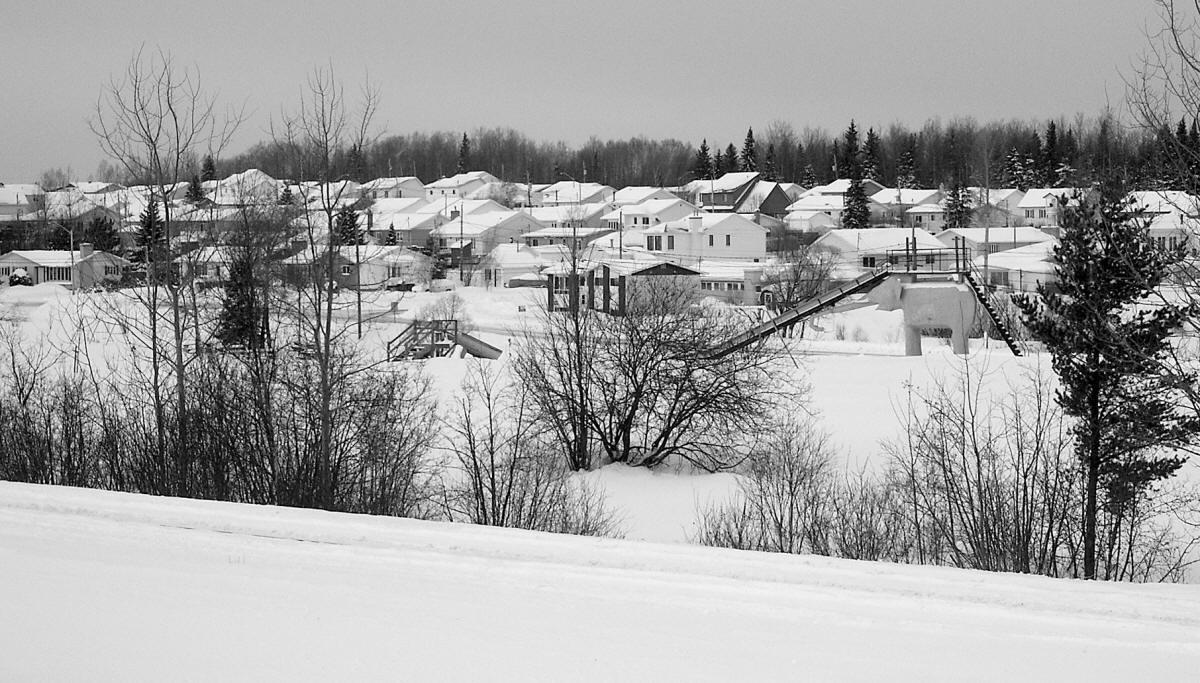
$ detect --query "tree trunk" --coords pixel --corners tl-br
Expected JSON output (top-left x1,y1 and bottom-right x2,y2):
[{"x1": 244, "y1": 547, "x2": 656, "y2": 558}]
[{"x1": 1083, "y1": 375, "x2": 1101, "y2": 580}]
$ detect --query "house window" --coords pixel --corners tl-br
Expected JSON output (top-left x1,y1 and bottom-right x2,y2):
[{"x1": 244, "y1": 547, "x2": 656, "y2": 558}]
[
  {"x1": 667, "y1": 235, "x2": 675, "y2": 250},
  {"x1": 725, "y1": 234, "x2": 731, "y2": 247},
  {"x1": 340, "y1": 265, "x2": 352, "y2": 276},
  {"x1": 642, "y1": 217, "x2": 649, "y2": 225},
  {"x1": 194, "y1": 264, "x2": 209, "y2": 277},
  {"x1": 44, "y1": 267, "x2": 72, "y2": 282},
  {"x1": 1025, "y1": 209, "x2": 1034, "y2": 218},
  {"x1": 708, "y1": 235, "x2": 714, "y2": 247},
  {"x1": 915, "y1": 215, "x2": 923, "y2": 223},
  {"x1": 530, "y1": 238, "x2": 539, "y2": 246},
  {"x1": 862, "y1": 256, "x2": 877, "y2": 268},
  {"x1": 1038, "y1": 209, "x2": 1047, "y2": 219}
]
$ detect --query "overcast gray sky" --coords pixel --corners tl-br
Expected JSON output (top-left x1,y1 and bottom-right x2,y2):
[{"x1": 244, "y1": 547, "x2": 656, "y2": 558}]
[{"x1": 0, "y1": 0, "x2": 1159, "y2": 182}]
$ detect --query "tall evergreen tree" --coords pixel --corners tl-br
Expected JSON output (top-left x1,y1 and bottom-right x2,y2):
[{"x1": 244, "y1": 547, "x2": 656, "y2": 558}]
[
  {"x1": 837, "y1": 121, "x2": 861, "y2": 178},
  {"x1": 135, "y1": 198, "x2": 165, "y2": 262},
  {"x1": 1040, "y1": 121, "x2": 1060, "y2": 186},
  {"x1": 840, "y1": 121, "x2": 870, "y2": 229},
  {"x1": 334, "y1": 205, "x2": 363, "y2": 245},
  {"x1": 896, "y1": 149, "x2": 917, "y2": 189},
  {"x1": 740, "y1": 127, "x2": 757, "y2": 172},
  {"x1": 713, "y1": 146, "x2": 727, "y2": 176},
  {"x1": 801, "y1": 164, "x2": 818, "y2": 188},
  {"x1": 200, "y1": 154, "x2": 216, "y2": 182},
  {"x1": 347, "y1": 143, "x2": 367, "y2": 182},
  {"x1": 763, "y1": 143, "x2": 778, "y2": 181},
  {"x1": 862, "y1": 127, "x2": 882, "y2": 182},
  {"x1": 84, "y1": 215, "x2": 121, "y2": 253},
  {"x1": 456, "y1": 133, "x2": 471, "y2": 173},
  {"x1": 214, "y1": 250, "x2": 267, "y2": 349},
  {"x1": 692, "y1": 139, "x2": 713, "y2": 180},
  {"x1": 943, "y1": 182, "x2": 973, "y2": 230},
  {"x1": 385, "y1": 223, "x2": 398, "y2": 246},
  {"x1": 279, "y1": 186, "x2": 294, "y2": 205},
  {"x1": 185, "y1": 174, "x2": 204, "y2": 203},
  {"x1": 1015, "y1": 186, "x2": 1200, "y2": 580},
  {"x1": 724, "y1": 143, "x2": 739, "y2": 174}
]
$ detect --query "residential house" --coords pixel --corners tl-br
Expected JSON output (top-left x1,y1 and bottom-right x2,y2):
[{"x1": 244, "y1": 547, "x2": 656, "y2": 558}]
[
  {"x1": 692, "y1": 172, "x2": 760, "y2": 211},
  {"x1": 601, "y1": 198, "x2": 700, "y2": 233},
  {"x1": 1126, "y1": 190, "x2": 1200, "y2": 217},
  {"x1": 870, "y1": 188, "x2": 944, "y2": 225},
  {"x1": 429, "y1": 209, "x2": 547, "y2": 263},
  {"x1": 1017, "y1": 187, "x2": 1077, "y2": 227},
  {"x1": 906, "y1": 203, "x2": 946, "y2": 232},
  {"x1": 212, "y1": 169, "x2": 284, "y2": 206},
  {"x1": 524, "y1": 202, "x2": 612, "y2": 232},
  {"x1": 935, "y1": 226, "x2": 1055, "y2": 259},
  {"x1": 811, "y1": 228, "x2": 947, "y2": 277},
  {"x1": 968, "y1": 188, "x2": 1026, "y2": 227},
  {"x1": 0, "y1": 243, "x2": 129, "y2": 289},
  {"x1": 424, "y1": 171, "x2": 501, "y2": 199},
  {"x1": 975, "y1": 241, "x2": 1058, "y2": 292},
  {"x1": 736, "y1": 181, "x2": 795, "y2": 218},
  {"x1": 611, "y1": 186, "x2": 677, "y2": 206},
  {"x1": 538, "y1": 180, "x2": 616, "y2": 206},
  {"x1": 362, "y1": 197, "x2": 440, "y2": 247},
  {"x1": 360, "y1": 177, "x2": 425, "y2": 200},
  {"x1": 476, "y1": 242, "x2": 569, "y2": 288},
  {"x1": 641, "y1": 213, "x2": 767, "y2": 264}
]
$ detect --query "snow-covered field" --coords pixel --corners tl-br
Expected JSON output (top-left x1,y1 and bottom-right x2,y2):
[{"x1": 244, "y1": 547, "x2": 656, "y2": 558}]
[
  {"x1": 4, "y1": 282, "x2": 1200, "y2": 680},
  {"x1": 2, "y1": 483, "x2": 1198, "y2": 682}
]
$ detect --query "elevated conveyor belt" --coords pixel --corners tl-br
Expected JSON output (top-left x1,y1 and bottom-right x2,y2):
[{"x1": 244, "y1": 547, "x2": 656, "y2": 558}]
[{"x1": 703, "y1": 265, "x2": 893, "y2": 360}]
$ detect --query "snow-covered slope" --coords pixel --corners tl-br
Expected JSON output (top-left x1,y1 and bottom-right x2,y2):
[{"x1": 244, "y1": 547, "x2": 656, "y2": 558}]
[{"x1": 3, "y1": 483, "x2": 1197, "y2": 682}]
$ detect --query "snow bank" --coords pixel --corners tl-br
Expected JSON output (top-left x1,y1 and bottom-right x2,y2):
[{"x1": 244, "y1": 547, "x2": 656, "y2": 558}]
[{"x1": 2, "y1": 483, "x2": 1197, "y2": 682}]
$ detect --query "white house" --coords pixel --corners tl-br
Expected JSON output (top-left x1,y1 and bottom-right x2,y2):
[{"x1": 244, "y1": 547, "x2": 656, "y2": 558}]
[
  {"x1": 538, "y1": 180, "x2": 616, "y2": 206},
  {"x1": 811, "y1": 228, "x2": 946, "y2": 276},
  {"x1": 0, "y1": 244, "x2": 129, "y2": 289},
  {"x1": 476, "y1": 242, "x2": 569, "y2": 288},
  {"x1": 360, "y1": 177, "x2": 425, "y2": 200},
  {"x1": 523, "y1": 202, "x2": 612, "y2": 232},
  {"x1": 424, "y1": 171, "x2": 501, "y2": 199},
  {"x1": 935, "y1": 226, "x2": 1055, "y2": 258},
  {"x1": 1017, "y1": 187, "x2": 1077, "y2": 227},
  {"x1": 429, "y1": 209, "x2": 546, "y2": 258},
  {"x1": 906, "y1": 203, "x2": 946, "y2": 232},
  {"x1": 611, "y1": 186, "x2": 677, "y2": 206},
  {"x1": 1126, "y1": 190, "x2": 1200, "y2": 217},
  {"x1": 212, "y1": 169, "x2": 284, "y2": 206},
  {"x1": 640, "y1": 213, "x2": 767, "y2": 264},
  {"x1": 871, "y1": 188, "x2": 944, "y2": 225},
  {"x1": 601, "y1": 198, "x2": 700, "y2": 232},
  {"x1": 975, "y1": 241, "x2": 1058, "y2": 292}
]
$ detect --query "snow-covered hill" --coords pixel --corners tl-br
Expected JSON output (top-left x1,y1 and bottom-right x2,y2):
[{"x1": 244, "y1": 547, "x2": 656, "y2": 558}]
[{"x1": 3, "y1": 482, "x2": 1197, "y2": 682}]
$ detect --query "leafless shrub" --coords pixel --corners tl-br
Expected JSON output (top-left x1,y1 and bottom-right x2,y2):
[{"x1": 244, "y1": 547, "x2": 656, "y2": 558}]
[{"x1": 438, "y1": 361, "x2": 622, "y2": 536}]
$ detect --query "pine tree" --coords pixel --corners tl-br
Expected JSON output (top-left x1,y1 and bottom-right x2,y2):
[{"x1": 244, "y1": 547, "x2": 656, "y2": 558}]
[
  {"x1": 740, "y1": 127, "x2": 757, "y2": 172},
  {"x1": 862, "y1": 128, "x2": 882, "y2": 182},
  {"x1": 725, "y1": 143, "x2": 739, "y2": 174},
  {"x1": 896, "y1": 150, "x2": 917, "y2": 189},
  {"x1": 84, "y1": 215, "x2": 121, "y2": 253},
  {"x1": 334, "y1": 205, "x2": 363, "y2": 245},
  {"x1": 838, "y1": 121, "x2": 861, "y2": 178},
  {"x1": 201, "y1": 154, "x2": 216, "y2": 182},
  {"x1": 185, "y1": 174, "x2": 204, "y2": 203},
  {"x1": 763, "y1": 143, "x2": 778, "y2": 181},
  {"x1": 692, "y1": 139, "x2": 713, "y2": 180},
  {"x1": 1003, "y1": 147, "x2": 1028, "y2": 190},
  {"x1": 801, "y1": 164, "x2": 818, "y2": 188},
  {"x1": 713, "y1": 147, "x2": 727, "y2": 176},
  {"x1": 457, "y1": 133, "x2": 471, "y2": 174},
  {"x1": 943, "y1": 182, "x2": 973, "y2": 230},
  {"x1": 279, "y1": 186, "x2": 294, "y2": 205},
  {"x1": 1014, "y1": 186, "x2": 1200, "y2": 580},
  {"x1": 136, "y1": 198, "x2": 165, "y2": 262},
  {"x1": 840, "y1": 121, "x2": 870, "y2": 229},
  {"x1": 385, "y1": 223, "x2": 398, "y2": 246},
  {"x1": 214, "y1": 250, "x2": 267, "y2": 349},
  {"x1": 1040, "y1": 121, "x2": 1060, "y2": 186}
]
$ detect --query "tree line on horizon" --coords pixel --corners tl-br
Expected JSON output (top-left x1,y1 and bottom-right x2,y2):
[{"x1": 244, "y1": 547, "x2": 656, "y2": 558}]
[{"x1": 196, "y1": 113, "x2": 1196, "y2": 194}]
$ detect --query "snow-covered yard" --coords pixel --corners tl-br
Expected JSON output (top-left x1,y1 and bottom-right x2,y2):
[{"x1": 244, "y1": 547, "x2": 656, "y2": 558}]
[{"x1": 3, "y1": 482, "x2": 1198, "y2": 682}]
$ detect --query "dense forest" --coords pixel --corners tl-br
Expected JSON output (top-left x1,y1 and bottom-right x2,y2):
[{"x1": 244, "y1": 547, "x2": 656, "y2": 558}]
[{"x1": 214, "y1": 112, "x2": 1192, "y2": 193}]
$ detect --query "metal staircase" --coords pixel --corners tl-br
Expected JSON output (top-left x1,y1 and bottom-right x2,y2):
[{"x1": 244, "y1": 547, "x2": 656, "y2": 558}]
[
  {"x1": 387, "y1": 320, "x2": 459, "y2": 361},
  {"x1": 962, "y1": 268, "x2": 1024, "y2": 357}
]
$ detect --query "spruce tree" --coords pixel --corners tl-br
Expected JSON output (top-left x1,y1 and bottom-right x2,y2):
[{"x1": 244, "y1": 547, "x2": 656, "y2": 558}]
[
  {"x1": 741, "y1": 127, "x2": 757, "y2": 172},
  {"x1": 838, "y1": 121, "x2": 860, "y2": 178},
  {"x1": 457, "y1": 133, "x2": 471, "y2": 173},
  {"x1": 763, "y1": 143, "x2": 778, "y2": 181},
  {"x1": 1040, "y1": 121, "x2": 1059, "y2": 185},
  {"x1": 943, "y1": 182, "x2": 973, "y2": 230},
  {"x1": 725, "y1": 143, "x2": 739, "y2": 173},
  {"x1": 801, "y1": 164, "x2": 818, "y2": 188},
  {"x1": 334, "y1": 205, "x2": 363, "y2": 245},
  {"x1": 201, "y1": 154, "x2": 216, "y2": 182},
  {"x1": 136, "y1": 199, "x2": 165, "y2": 262},
  {"x1": 279, "y1": 186, "x2": 294, "y2": 205},
  {"x1": 862, "y1": 127, "x2": 882, "y2": 182},
  {"x1": 214, "y1": 250, "x2": 267, "y2": 349},
  {"x1": 840, "y1": 121, "x2": 870, "y2": 229},
  {"x1": 185, "y1": 174, "x2": 204, "y2": 203},
  {"x1": 385, "y1": 223, "x2": 398, "y2": 246},
  {"x1": 84, "y1": 215, "x2": 121, "y2": 253},
  {"x1": 896, "y1": 150, "x2": 917, "y2": 189},
  {"x1": 713, "y1": 147, "x2": 727, "y2": 176},
  {"x1": 692, "y1": 139, "x2": 713, "y2": 180},
  {"x1": 1014, "y1": 186, "x2": 1200, "y2": 580}
]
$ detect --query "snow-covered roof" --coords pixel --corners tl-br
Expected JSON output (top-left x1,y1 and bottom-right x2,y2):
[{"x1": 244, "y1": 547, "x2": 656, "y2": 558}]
[
  {"x1": 0, "y1": 248, "x2": 126, "y2": 267},
  {"x1": 360, "y1": 177, "x2": 423, "y2": 191},
  {"x1": 936, "y1": 227, "x2": 1055, "y2": 244},
  {"x1": 787, "y1": 194, "x2": 845, "y2": 212},
  {"x1": 1126, "y1": 190, "x2": 1200, "y2": 216},
  {"x1": 429, "y1": 210, "x2": 536, "y2": 238},
  {"x1": 906, "y1": 203, "x2": 945, "y2": 215},
  {"x1": 697, "y1": 172, "x2": 760, "y2": 194},
  {"x1": 522, "y1": 226, "x2": 614, "y2": 239},
  {"x1": 967, "y1": 187, "x2": 1024, "y2": 209},
  {"x1": 525, "y1": 202, "x2": 612, "y2": 223},
  {"x1": 871, "y1": 188, "x2": 941, "y2": 206},
  {"x1": 648, "y1": 212, "x2": 765, "y2": 235},
  {"x1": 70, "y1": 181, "x2": 124, "y2": 194},
  {"x1": 1017, "y1": 188, "x2": 1076, "y2": 209},
  {"x1": 974, "y1": 240, "x2": 1058, "y2": 273},
  {"x1": 612, "y1": 186, "x2": 675, "y2": 206},
  {"x1": 484, "y1": 242, "x2": 569, "y2": 268},
  {"x1": 612, "y1": 198, "x2": 698, "y2": 218},
  {"x1": 425, "y1": 171, "x2": 500, "y2": 189},
  {"x1": 814, "y1": 228, "x2": 944, "y2": 254},
  {"x1": 538, "y1": 181, "x2": 615, "y2": 204}
]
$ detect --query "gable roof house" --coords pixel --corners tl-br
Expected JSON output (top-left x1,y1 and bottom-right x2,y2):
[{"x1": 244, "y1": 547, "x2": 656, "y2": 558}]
[
  {"x1": 361, "y1": 177, "x2": 425, "y2": 200},
  {"x1": 690, "y1": 172, "x2": 761, "y2": 212},
  {"x1": 543, "y1": 254, "x2": 702, "y2": 315},
  {"x1": 640, "y1": 213, "x2": 768, "y2": 265},
  {"x1": 429, "y1": 209, "x2": 547, "y2": 262},
  {"x1": 1017, "y1": 187, "x2": 1077, "y2": 227},
  {"x1": 811, "y1": 227, "x2": 946, "y2": 277},
  {"x1": 361, "y1": 197, "x2": 440, "y2": 247},
  {"x1": 212, "y1": 169, "x2": 285, "y2": 206},
  {"x1": 870, "y1": 188, "x2": 945, "y2": 225},
  {"x1": 935, "y1": 226, "x2": 1056, "y2": 259},
  {"x1": 0, "y1": 244, "x2": 130, "y2": 289},
  {"x1": 424, "y1": 171, "x2": 501, "y2": 200},
  {"x1": 538, "y1": 180, "x2": 616, "y2": 206},
  {"x1": 601, "y1": 198, "x2": 701, "y2": 233},
  {"x1": 476, "y1": 242, "x2": 569, "y2": 288},
  {"x1": 611, "y1": 186, "x2": 678, "y2": 206}
]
